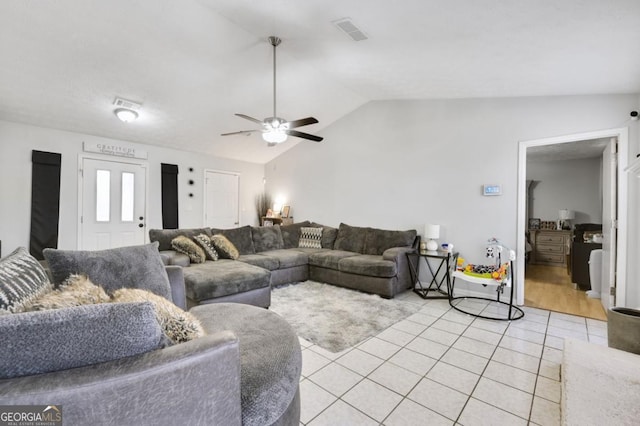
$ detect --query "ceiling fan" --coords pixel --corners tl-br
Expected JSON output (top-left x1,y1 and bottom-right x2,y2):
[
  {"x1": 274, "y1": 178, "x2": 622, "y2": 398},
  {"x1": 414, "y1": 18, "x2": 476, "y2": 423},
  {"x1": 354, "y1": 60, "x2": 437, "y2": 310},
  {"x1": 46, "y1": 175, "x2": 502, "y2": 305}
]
[{"x1": 221, "y1": 36, "x2": 323, "y2": 146}]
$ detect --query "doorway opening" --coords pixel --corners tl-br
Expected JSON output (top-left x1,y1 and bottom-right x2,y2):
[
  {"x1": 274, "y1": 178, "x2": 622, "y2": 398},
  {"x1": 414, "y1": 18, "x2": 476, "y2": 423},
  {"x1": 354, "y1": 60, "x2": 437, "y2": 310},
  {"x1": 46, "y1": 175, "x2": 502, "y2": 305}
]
[{"x1": 516, "y1": 128, "x2": 629, "y2": 319}]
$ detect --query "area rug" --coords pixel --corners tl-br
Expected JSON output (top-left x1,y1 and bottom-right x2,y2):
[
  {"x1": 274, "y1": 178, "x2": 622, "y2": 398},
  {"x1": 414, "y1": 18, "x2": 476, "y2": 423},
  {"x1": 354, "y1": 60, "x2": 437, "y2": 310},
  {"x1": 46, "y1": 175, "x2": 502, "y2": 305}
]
[{"x1": 270, "y1": 281, "x2": 421, "y2": 353}]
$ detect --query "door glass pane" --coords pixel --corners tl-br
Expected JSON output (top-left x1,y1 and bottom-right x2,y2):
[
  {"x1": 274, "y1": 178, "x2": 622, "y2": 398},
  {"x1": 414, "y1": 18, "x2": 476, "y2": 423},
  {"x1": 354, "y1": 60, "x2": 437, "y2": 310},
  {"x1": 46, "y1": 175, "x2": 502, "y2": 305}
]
[
  {"x1": 121, "y1": 172, "x2": 135, "y2": 222},
  {"x1": 96, "y1": 170, "x2": 110, "y2": 222}
]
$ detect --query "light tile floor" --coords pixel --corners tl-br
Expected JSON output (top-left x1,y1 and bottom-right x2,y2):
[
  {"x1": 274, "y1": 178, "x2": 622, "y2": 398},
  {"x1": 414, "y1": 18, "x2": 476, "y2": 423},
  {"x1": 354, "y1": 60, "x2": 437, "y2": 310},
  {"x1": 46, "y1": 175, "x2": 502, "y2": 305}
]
[{"x1": 297, "y1": 291, "x2": 607, "y2": 425}]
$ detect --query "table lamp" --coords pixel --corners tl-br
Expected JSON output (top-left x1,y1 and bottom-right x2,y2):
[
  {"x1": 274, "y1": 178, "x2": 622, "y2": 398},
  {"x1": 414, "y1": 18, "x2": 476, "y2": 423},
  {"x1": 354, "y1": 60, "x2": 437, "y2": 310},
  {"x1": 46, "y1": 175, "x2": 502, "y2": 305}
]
[
  {"x1": 558, "y1": 209, "x2": 575, "y2": 230},
  {"x1": 424, "y1": 224, "x2": 440, "y2": 251}
]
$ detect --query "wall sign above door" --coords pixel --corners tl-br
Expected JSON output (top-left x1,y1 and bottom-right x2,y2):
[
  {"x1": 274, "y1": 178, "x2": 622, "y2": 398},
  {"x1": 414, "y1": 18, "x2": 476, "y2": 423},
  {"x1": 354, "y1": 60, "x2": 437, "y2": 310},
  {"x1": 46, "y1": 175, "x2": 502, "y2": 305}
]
[{"x1": 83, "y1": 141, "x2": 148, "y2": 160}]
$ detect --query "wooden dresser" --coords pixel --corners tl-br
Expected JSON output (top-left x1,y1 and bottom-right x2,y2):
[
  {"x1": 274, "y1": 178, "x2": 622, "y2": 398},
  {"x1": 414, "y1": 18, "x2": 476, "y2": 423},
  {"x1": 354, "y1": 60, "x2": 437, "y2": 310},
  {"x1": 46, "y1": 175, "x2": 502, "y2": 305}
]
[{"x1": 530, "y1": 229, "x2": 572, "y2": 267}]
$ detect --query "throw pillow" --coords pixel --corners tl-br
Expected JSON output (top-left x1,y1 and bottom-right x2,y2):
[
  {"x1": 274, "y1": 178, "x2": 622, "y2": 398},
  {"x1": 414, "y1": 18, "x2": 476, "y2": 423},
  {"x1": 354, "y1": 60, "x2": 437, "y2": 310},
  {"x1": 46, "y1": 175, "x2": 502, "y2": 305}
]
[
  {"x1": 112, "y1": 288, "x2": 205, "y2": 345},
  {"x1": 210, "y1": 234, "x2": 240, "y2": 260},
  {"x1": 21, "y1": 274, "x2": 110, "y2": 312},
  {"x1": 171, "y1": 235, "x2": 206, "y2": 264},
  {"x1": 193, "y1": 233, "x2": 219, "y2": 261},
  {"x1": 0, "y1": 247, "x2": 52, "y2": 314},
  {"x1": 43, "y1": 242, "x2": 172, "y2": 301},
  {"x1": 298, "y1": 227, "x2": 323, "y2": 249},
  {"x1": 0, "y1": 302, "x2": 164, "y2": 379}
]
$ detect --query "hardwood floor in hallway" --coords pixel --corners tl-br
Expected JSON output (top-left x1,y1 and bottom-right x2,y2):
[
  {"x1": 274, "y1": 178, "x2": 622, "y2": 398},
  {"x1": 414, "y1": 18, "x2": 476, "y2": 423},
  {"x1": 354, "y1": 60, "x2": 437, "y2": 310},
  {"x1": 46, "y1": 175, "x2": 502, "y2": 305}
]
[{"x1": 524, "y1": 264, "x2": 607, "y2": 321}]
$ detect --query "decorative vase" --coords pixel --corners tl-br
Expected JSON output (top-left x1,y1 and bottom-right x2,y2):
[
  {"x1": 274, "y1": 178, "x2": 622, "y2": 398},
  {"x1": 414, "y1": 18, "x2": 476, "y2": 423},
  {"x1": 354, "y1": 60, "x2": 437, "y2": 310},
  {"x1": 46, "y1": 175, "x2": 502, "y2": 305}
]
[{"x1": 608, "y1": 307, "x2": 640, "y2": 355}]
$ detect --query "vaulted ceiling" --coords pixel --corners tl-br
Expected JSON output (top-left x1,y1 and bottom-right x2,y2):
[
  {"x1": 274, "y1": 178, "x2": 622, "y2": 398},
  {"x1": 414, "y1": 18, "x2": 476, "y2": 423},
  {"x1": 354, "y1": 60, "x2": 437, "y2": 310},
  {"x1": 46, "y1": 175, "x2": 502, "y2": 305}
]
[{"x1": 1, "y1": 0, "x2": 639, "y2": 163}]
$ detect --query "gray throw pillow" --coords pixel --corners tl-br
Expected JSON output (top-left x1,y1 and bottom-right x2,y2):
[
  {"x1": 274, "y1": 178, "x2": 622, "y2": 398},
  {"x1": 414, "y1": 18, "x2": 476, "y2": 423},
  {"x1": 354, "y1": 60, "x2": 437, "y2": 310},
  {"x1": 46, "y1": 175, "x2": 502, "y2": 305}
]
[
  {"x1": 280, "y1": 220, "x2": 312, "y2": 248},
  {"x1": 0, "y1": 247, "x2": 52, "y2": 313},
  {"x1": 43, "y1": 242, "x2": 172, "y2": 301},
  {"x1": 0, "y1": 301, "x2": 164, "y2": 379},
  {"x1": 251, "y1": 226, "x2": 285, "y2": 252},
  {"x1": 333, "y1": 223, "x2": 369, "y2": 253}
]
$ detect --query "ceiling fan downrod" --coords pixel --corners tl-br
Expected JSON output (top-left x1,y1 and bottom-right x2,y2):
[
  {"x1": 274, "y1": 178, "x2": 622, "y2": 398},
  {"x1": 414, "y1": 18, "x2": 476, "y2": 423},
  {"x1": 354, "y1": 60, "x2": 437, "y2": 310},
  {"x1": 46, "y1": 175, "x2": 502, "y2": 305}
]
[{"x1": 268, "y1": 36, "x2": 282, "y2": 127}]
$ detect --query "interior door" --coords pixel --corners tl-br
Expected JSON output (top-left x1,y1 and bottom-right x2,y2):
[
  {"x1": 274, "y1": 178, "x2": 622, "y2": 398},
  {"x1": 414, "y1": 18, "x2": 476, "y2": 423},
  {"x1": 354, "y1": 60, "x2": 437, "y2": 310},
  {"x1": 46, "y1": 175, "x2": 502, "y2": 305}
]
[
  {"x1": 81, "y1": 158, "x2": 146, "y2": 250},
  {"x1": 204, "y1": 170, "x2": 239, "y2": 228},
  {"x1": 601, "y1": 138, "x2": 617, "y2": 310}
]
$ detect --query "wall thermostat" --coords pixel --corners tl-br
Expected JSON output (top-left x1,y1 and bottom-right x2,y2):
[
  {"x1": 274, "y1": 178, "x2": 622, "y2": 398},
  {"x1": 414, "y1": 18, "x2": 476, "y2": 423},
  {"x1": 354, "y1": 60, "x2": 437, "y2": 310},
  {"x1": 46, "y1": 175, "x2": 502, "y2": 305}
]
[{"x1": 483, "y1": 184, "x2": 502, "y2": 196}]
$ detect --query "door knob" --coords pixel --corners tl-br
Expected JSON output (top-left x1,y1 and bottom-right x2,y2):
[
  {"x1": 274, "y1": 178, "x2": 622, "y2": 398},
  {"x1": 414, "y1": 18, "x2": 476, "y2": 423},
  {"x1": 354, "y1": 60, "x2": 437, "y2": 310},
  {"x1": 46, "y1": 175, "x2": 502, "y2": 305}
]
[
  {"x1": 139, "y1": 216, "x2": 144, "y2": 220},
  {"x1": 138, "y1": 224, "x2": 144, "y2": 228}
]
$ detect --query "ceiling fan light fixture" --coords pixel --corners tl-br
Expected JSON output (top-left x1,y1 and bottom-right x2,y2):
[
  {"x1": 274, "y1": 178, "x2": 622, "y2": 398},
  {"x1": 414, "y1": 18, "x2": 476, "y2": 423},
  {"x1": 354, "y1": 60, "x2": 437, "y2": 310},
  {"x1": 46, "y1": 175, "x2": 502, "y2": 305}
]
[{"x1": 263, "y1": 130, "x2": 288, "y2": 144}]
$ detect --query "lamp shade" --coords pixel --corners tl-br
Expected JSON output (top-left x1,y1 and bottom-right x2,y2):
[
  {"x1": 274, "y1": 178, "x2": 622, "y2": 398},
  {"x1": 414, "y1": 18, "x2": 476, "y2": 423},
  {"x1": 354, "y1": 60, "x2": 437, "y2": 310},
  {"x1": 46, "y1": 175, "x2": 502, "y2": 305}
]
[
  {"x1": 424, "y1": 224, "x2": 440, "y2": 239},
  {"x1": 559, "y1": 209, "x2": 575, "y2": 220}
]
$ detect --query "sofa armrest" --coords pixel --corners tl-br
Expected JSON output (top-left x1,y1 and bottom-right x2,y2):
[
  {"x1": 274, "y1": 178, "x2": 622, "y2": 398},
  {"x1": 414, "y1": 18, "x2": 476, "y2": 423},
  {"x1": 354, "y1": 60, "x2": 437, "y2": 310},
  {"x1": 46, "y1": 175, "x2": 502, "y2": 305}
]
[
  {"x1": 383, "y1": 247, "x2": 417, "y2": 290},
  {"x1": 165, "y1": 265, "x2": 187, "y2": 310},
  {"x1": 382, "y1": 246, "x2": 415, "y2": 261},
  {"x1": 0, "y1": 331, "x2": 242, "y2": 426}
]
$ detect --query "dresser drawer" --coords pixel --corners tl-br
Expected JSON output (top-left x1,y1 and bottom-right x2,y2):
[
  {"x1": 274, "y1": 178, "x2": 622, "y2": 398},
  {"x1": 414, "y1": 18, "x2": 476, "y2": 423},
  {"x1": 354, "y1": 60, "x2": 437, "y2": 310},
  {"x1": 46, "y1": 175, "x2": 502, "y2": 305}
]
[
  {"x1": 536, "y1": 244, "x2": 564, "y2": 254},
  {"x1": 536, "y1": 234, "x2": 565, "y2": 244},
  {"x1": 535, "y1": 253, "x2": 565, "y2": 264}
]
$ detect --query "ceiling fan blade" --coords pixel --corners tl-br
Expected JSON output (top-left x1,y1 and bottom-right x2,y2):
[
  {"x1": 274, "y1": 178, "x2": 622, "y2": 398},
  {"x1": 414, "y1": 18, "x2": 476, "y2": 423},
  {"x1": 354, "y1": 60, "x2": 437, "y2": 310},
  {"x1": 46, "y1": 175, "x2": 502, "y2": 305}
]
[
  {"x1": 286, "y1": 117, "x2": 319, "y2": 129},
  {"x1": 286, "y1": 129, "x2": 323, "y2": 142},
  {"x1": 221, "y1": 130, "x2": 257, "y2": 136},
  {"x1": 235, "y1": 113, "x2": 264, "y2": 125}
]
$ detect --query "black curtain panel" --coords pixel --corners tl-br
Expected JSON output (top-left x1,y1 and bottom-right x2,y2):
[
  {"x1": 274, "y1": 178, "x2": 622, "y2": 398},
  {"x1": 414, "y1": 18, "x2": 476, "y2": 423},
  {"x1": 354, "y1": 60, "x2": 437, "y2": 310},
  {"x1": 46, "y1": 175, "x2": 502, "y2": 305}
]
[
  {"x1": 161, "y1": 163, "x2": 179, "y2": 229},
  {"x1": 30, "y1": 150, "x2": 62, "y2": 260}
]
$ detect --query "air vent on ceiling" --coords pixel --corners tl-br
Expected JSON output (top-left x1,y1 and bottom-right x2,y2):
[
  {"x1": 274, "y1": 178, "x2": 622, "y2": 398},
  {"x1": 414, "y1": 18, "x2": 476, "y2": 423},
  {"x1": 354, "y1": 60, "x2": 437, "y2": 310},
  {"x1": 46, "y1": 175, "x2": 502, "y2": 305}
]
[
  {"x1": 113, "y1": 97, "x2": 142, "y2": 110},
  {"x1": 333, "y1": 18, "x2": 368, "y2": 41}
]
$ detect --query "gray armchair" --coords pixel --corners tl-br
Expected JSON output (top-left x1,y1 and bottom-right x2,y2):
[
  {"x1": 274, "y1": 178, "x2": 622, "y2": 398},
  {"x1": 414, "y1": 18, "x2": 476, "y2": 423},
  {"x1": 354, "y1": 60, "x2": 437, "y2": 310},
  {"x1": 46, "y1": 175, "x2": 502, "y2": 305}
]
[{"x1": 1, "y1": 251, "x2": 301, "y2": 426}]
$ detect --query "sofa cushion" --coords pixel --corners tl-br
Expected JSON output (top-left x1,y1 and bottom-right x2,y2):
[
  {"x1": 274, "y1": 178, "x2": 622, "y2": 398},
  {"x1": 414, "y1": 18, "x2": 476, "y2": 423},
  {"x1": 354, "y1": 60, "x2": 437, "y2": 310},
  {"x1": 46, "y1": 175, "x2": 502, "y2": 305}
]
[
  {"x1": 311, "y1": 222, "x2": 338, "y2": 249},
  {"x1": 0, "y1": 301, "x2": 163, "y2": 379},
  {"x1": 338, "y1": 255, "x2": 398, "y2": 278},
  {"x1": 308, "y1": 250, "x2": 360, "y2": 270},
  {"x1": 190, "y1": 303, "x2": 301, "y2": 426},
  {"x1": 159, "y1": 250, "x2": 191, "y2": 267},
  {"x1": 211, "y1": 226, "x2": 255, "y2": 255},
  {"x1": 333, "y1": 223, "x2": 369, "y2": 253},
  {"x1": 43, "y1": 242, "x2": 172, "y2": 301},
  {"x1": 251, "y1": 226, "x2": 285, "y2": 252},
  {"x1": 298, "y1": 227, "x2": 323, "y2": 249},
  {"x1": 183, "y1": 260, "x2": 271, "y2": 302},
  {"x1": 364, "y1": 228, "x2": 417, "y2": 255},
  {"x1": 112, "y1": 288, "x2": 204, "y2": 345},
  {"x1": 238, "y1": 254, "x2": 280, "y2": 271},
  {"x1": 0, "y1": 247, "x2": 52, "y2": 313},
  {"x1": 171, "y1": 236, "x2": 206, "y2": 264},
  {"x1": 210, "y1": 235, "x2": 240, "y2": 260},
  {"x1": 22, "y1": 274, "x2": 110, "y2": 311},
  {"x1": 260, "y1": 249, "x2": 309, "y2": 269},
  {"x1": 280, "y1": 221, "x2": 312, "y2": 249},
  {"x1": 149, "y1": 228, "x2": 211, "y2": 251},
  {"x1": 193, "y1": 234, "x2": 219, "y2": 261}
]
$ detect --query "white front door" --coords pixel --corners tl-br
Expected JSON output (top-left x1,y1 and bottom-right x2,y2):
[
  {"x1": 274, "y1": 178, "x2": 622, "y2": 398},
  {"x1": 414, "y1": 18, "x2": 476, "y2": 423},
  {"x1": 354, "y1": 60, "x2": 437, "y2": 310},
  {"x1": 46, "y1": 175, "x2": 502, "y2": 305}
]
[
  {"x1": 204, "y1": 170, "x2": 239, "y2": 229},
  {"x1": 601, "y1": 138, "x2": 617, "y2": 310},
  {"x1": 80, "y1": 158, "x2": 147, "y2": 250}
]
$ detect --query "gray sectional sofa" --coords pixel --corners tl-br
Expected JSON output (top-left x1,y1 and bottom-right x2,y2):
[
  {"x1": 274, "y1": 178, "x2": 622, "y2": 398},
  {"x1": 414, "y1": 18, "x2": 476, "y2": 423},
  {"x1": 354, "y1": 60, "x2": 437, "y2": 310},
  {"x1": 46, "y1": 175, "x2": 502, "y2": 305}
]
[
  {"x1": 149, "y1": 221, "x2": 418, "y2": 308},
  {"x1": 0, "y1": 244, "x2": 301, "y2": 426}
]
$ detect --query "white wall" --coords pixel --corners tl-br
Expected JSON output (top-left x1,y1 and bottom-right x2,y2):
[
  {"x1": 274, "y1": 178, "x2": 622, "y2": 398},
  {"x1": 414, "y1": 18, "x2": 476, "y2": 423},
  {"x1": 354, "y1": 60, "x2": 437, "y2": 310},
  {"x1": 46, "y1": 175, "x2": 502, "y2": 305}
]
[
  {"x1": 0, "y1": 120, "x2": 265, "y2": 254},
  {"x1": 527, "y1": 157, "x2": 602, "y2": 225},
  {"x1": 266, "y1": 94, "x2": 639, "y2": 298}
]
